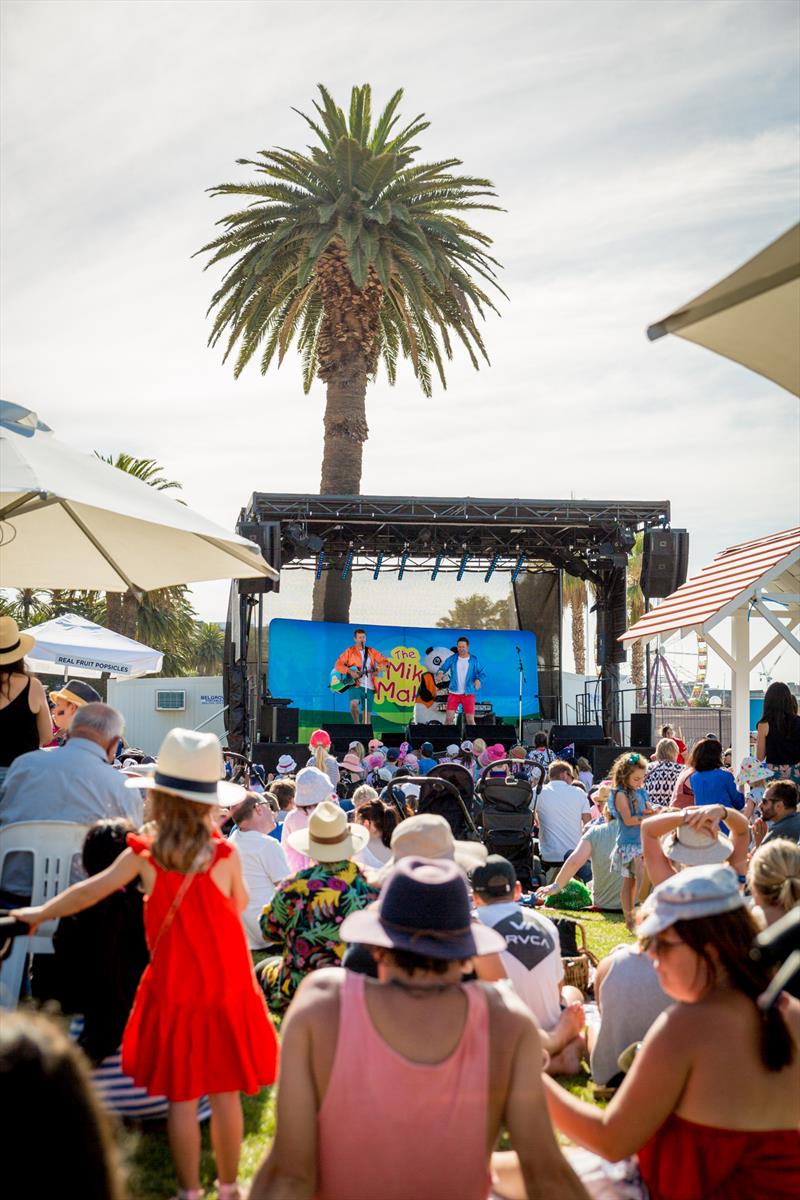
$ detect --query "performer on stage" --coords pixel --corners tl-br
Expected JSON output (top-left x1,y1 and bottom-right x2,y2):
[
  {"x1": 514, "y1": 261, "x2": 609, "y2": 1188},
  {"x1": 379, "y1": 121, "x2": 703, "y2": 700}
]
[
  {"x1": 436, "y1": 636, "x2": 486, "y2": 727},
  {"x1": 334, "y1": 628, "x2": 391, "y2": 724}
]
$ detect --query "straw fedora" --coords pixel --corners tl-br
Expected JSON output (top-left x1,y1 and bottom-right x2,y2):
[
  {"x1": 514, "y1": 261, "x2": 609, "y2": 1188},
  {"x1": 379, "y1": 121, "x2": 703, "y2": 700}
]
[
  {"x1": 49, "y1": 679, "x2": 102, "y2": 707},
  {"x1": 287, "y1": 800, "x2": 369, "y2": 862},
  {"x1": 0, "y1": 617, "x2": 35, "y2": 665},
  {"x1": 376, "y1": 813, "x2": 487, "y2": 883},
  {"x1": 340, "y1": 857, "x2": 506, "y2": 960},
  {"x1": 125, "y1": 728, "x2": 245, "y2": 806}
]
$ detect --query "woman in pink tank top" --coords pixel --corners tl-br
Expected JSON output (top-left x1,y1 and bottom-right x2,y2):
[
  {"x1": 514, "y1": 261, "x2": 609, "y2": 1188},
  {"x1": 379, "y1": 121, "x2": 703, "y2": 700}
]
[{"x1": 250, "y1": 857, "x2": 590, "y2": 1200}]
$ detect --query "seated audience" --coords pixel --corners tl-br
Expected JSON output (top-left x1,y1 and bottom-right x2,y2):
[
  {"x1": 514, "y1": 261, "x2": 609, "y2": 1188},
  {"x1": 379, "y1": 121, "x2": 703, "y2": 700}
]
[
  {"x1": 588, "y1": 940, "x2": 670, "y2": 1088},
  {"x1": 306, "y1": 729, "x2": 340, "y2": 788},
  {"x1": 747, "y1": 837, "x2": 800, "y2": 928},
  {"x1": 258, "y1": 801, "x2": 376, "y2": 1016},
  {"x1": 250, "y1": 857, "x2": 589, "y2": 1200},
  {"x1": 535, "y1": 803, "x2": 622, "y2": 911},
  {"x1": 753, "y1": 780, "x2": 800, "y2": 847},
  {"x1": 643, "y1": 739, "x2": 682, "y2": 809},
  {"x1": 416, "y1": 741, "x2": 438, "y2": 774},
  {"x1": 575, "y1": 757, "x2": 594, "y2": 793},
  {"x1": 535, "y1": 760, "x2": 592, "y2": 882},
  {"x1": 274, "y1": 754, "x2": 297, "y2": 779},
  {"x1": 353, "y1": 795, "x2": 398, "y2": 870},
  {"x1": 0, "y1": 1010, "x2": 125, "y2": 1200},
  {"x1": 641, "y1": 804, "x2": 749, "y2": 887},
  {"x1": 228, "y1": 793, "x2": 289, "y2": 951},
  {"x1": 494, "y1": 865, "x2": 800, "y2": 1200},
  {"x1": 267, "y1": 778, "x2": 296, "y2": 841},
  {"x1": 472, "y1": 855, "x2": 587, "y2": 1075},
  {"x1": 672, "y1": 737, "x2": 743, "y2": 809},
  {"x1": 0, "y1": 703, "x2": 142, "y2": 905},
  {"x1": 280, "y1": 766, "x2": 335, "y2": 873},
  {"x1": 48, "y1": 679, "x2": 103, "y2": 744}
]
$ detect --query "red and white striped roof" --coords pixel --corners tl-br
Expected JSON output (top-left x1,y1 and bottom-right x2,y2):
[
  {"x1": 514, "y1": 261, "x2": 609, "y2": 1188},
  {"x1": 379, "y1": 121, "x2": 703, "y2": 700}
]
[{"x1": 621, "y1": 527, "x2": 800, "y2": 645}]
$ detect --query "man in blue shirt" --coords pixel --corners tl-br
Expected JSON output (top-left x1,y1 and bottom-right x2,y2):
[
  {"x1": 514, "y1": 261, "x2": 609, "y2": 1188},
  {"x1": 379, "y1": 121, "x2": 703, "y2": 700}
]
[
  {"x1": 416, "y1": 741, "x2": 438, "y2": 774},
  {"x1": 436, "y1": 636, "x2": 486, "y2": 728}
]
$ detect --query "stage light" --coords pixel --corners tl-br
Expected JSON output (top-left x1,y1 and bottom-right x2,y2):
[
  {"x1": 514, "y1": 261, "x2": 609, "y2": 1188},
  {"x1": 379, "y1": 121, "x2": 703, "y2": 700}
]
[
  {"x1": 373, "y1": 552, "x2": 383, "y2": 580},
  {"x1": 342, "y1": 548, "x2": 353, "y2": 579},
  {"x1": 457, "y1": 551, "x2": 469, "y2": 581},
  {"x1": 432, "y1": 553, "x2": 443, "y2": 581},
  {"x1": 511, "y1": 553, "x2": 525, "y2": 583},
  {"x1": 315, "y1": 551, "x2": 325, "y2": 579},
  {"x1": 484, "y1": 553, "x2": 499, "y2": 583},
  {"x1": 398, "y1": 550, "x2": 409, "y2": 579}
]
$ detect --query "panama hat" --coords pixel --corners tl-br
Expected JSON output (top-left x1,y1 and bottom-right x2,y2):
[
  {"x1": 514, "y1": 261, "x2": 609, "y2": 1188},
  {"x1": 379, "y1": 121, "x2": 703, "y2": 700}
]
[
  {"x1": 287, "y1": 800, "x2": 369, "y2": 862},
  {"x1": 663, "y1": 822, "x2": 733, "y2": 867},
  {"x1": 340, "y1": 857, "x2": 506, "y2": 960},
  {"x1": 125, "y1": 728, "x2": 245, "y2": 806},
  {"x1": 376, "y1": 813, "x2": 487, "y2": 882},
  {"x1": 638, "y1": 864, "x2": 745, "y2": 939},
  {"x1": 276, "y1": 754, "x2": 297, "y2": 775},
  {"x1": 49, "y1": 679, "x2": 102, "y2": 707},
  {"x1": 0, "y1": 617, "x2": 35, "y2": 665}
]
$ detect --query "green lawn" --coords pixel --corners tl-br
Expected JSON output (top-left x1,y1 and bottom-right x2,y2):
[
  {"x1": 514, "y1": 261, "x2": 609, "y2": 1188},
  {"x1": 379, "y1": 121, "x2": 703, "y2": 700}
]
[{"x1": 122, "y1": 910, "x2": 633, "y2": 1198}]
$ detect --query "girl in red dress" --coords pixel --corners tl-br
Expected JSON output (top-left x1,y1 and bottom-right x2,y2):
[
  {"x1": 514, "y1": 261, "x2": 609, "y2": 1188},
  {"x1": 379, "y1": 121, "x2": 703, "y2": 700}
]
[{"x1": 14, "y1": 729, "x2": 279, "y2": 1200}]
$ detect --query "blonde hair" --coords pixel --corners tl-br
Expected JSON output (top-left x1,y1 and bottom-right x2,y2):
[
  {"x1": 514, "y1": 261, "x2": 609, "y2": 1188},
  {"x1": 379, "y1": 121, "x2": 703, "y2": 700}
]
[
  {"x1": 576, "y1": 756, "x2": 591, "y2": 772},
  {"x1": 655, "y1": 737, "x2": 679, "y2": 762},
  {"x1": 150, "y1": 788, "x2": 213, "y2": 873},
  {"x1": 349, "y1": 742, "x2": 366, "y2": 762},
  {"x1": 352, "y1": 784, "x2": 379, "y2": 806},
  {"x1": 748, "y1": 839, "x2": 800, "y2": 914},
  {"x1": 312, "y1": 743, "x2": 329, "y2": 773}
]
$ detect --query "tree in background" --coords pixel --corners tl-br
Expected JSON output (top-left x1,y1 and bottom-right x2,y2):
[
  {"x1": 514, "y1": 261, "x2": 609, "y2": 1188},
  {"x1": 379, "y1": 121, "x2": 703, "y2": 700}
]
[
  {"x1": 194, "y1": 622, "x2": 225, "y2": 675},
  {"x1": 436, "y1": 593, "x2": 514, "y2": 631},
  {"x1": 627, "y1": 533, "x2": 645, "y2": 696},
  {"x1": 562, "y1": 573, "x2": 593, "y2": 676},
  {"x1": 199, "y1": 83, "x2": 504, "y2": 622}
]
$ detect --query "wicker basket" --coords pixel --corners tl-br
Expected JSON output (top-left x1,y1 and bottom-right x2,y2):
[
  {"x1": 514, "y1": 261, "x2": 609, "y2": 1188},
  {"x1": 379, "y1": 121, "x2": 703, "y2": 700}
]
[{"x1": 560, "y1": 920, "x2": 598, "y2": 994}]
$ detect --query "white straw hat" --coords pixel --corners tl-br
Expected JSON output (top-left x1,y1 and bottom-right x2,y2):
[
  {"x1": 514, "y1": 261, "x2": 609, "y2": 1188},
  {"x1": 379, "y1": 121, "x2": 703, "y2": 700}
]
[
  {"x1": 663, "y1": 822, "x2": 733, "y2": 867},
  {"x1": 0, "y1": 616, "x2": 35, "y2": 665},
  {"x1": 276, "y1": 754, "x2": 297, "y2": 775},
  {"x1": 124, "y1": 728, "x2": 245, "y2": 807},
  {"x1": 287, "y1": 800, "x2": 369, "y2": 862}
]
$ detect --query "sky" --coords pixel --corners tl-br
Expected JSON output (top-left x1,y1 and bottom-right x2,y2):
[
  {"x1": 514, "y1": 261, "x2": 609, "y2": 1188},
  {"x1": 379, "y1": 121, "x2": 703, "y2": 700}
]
[{"x1": 2, "y1": 0, "x2": 799, "y2": 688}]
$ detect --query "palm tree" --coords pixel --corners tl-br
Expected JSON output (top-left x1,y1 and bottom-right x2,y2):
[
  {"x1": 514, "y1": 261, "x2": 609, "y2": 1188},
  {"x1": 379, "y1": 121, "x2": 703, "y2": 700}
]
[
  {"x1": 194, "y1": 622, "x2": 225, "y2": 675},
  {"x1": 562, "y1": 574, "x2": 590, "y2": 676},
  {"x1": 198, "y1": 83, "x2": 504, "y2": 620},
  {"x1": 97, "y1": 454, "x2": 199, "y2": 674},
  {"x1": 627, "y1": 533, "x2": 646, "y2": 697},
  {"x1": 436, "y1": 594, "x2": 513, "y2": 631}
]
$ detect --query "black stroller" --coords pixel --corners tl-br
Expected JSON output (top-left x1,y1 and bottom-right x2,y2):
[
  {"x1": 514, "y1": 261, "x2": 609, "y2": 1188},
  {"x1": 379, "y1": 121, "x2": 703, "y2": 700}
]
[
  {"x1": 390, "y1": 763, "x2": 480, "y2": 842},
  {"x1": 475, "y1": 758, "x2": 544, "y2": 888}
]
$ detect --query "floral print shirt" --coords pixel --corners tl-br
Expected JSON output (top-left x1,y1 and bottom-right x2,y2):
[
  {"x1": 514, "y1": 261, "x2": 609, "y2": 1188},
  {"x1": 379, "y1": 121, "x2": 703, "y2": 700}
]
[{"x1": 259, "y1": 859, "x2": 378, "y2": 1014}]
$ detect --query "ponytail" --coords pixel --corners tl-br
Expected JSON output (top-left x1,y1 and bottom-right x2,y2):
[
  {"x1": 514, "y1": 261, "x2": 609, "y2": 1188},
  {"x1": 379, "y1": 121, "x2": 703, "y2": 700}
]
[{"x1": 313, "y1": 743, "x2": 328, "y2": 773}]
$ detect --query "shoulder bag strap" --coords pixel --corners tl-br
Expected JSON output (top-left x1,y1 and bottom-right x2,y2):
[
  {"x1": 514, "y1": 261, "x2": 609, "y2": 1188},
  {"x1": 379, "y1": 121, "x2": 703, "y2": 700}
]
[{"x1": 148, "y1": 846, "x2": 209, "y2": 961}]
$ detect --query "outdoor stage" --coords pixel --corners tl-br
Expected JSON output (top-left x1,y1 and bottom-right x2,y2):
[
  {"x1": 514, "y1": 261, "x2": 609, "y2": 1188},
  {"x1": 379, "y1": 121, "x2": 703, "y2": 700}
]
[{"x1": 224, "y1": 492, "x2": 672, "y2": 756}]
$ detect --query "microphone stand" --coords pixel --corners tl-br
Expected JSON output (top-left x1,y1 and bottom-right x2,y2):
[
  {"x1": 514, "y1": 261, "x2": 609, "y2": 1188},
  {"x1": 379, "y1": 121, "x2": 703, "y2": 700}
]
[{"x1": 516, "y1": 646, "x2": 526, "y2": 742}]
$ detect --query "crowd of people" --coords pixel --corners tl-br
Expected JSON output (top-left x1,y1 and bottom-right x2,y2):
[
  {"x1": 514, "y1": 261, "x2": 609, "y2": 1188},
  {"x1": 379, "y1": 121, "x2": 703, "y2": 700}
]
[{"x1": 1, "y1": 620, "x2": 799, "y2": 1200}]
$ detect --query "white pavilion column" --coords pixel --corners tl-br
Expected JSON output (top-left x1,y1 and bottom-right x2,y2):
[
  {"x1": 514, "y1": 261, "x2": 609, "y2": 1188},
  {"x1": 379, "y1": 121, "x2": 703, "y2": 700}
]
[{"x1": 730, "y1": 607, "x2": 750, "y2": 768}]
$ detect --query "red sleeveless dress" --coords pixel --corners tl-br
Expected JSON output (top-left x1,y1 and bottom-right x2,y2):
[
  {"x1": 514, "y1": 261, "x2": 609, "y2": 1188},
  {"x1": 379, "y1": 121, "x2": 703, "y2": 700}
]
[{"x1": 121, "y1": 832, "x2": 278, "y2": 1102}]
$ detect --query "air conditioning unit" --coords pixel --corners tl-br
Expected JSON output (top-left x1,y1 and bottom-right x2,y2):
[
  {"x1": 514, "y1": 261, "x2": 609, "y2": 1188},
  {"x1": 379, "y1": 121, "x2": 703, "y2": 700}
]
[{"x1": 156, "y1": 689, "x2": 186, "y2": 712}]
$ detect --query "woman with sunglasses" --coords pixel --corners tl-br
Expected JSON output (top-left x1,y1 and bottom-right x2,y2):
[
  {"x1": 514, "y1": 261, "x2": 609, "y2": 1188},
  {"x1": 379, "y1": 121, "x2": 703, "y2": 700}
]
[{"x1": 494, "y1": 864, "x2": 800, "y2": 1200}]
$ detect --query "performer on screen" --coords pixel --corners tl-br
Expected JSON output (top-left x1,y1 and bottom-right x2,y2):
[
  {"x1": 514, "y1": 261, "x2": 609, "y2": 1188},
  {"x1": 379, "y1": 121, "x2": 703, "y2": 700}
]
[
  {"x1": 334, "y1": 628, "x2": 391, "y2": 724},
  {"x1": 436, "y1": 636, "x2": 486, "y2": 727}
]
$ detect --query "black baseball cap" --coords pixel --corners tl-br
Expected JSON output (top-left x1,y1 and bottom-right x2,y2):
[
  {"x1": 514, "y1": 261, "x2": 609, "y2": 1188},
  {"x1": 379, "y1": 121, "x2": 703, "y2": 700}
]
[{"x1": 470, "y1": 854, "x2": 516, "y2": 897}]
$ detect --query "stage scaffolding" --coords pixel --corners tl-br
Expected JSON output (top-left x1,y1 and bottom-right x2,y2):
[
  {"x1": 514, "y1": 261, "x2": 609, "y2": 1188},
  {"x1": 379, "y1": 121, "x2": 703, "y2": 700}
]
[{"x1": 224, "y1": 493, "x2": 671, "y2": 754}]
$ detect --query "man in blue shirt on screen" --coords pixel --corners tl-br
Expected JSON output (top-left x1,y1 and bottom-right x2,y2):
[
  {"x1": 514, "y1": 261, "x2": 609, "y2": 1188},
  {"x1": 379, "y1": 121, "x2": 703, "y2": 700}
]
[{"x1": 436, "y1": 636, "x2": 486, "y2": 728}]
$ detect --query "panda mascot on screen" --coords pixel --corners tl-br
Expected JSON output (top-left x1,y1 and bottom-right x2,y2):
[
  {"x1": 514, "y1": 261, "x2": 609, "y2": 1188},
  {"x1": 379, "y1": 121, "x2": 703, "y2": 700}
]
[{"x1": 414, "y1": 645, "x2": 454, "y2": 722}]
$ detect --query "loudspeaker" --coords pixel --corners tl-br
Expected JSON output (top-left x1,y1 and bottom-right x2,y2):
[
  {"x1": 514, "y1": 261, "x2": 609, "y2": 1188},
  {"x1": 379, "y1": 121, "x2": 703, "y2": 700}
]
[
  {"x1": 641, "y1": 529, "x2": 689, "y2": 599},
  {"x1": 469, "y1": 724, "x2": 517, "y2": 748},
  {"x1": 589, "y1": 744, "x2": 654, "y2": 780},
  {"x1": 325, "y1": 723, "x2": 373, "y2": 753},
  {"x1": 406, "y1": 725, "x2": 457, "y2": 750},
  {"x1": 630, "y1": 712, "x2": 654, "y2": 748},
  {"x1": 596, "y1": 568, "x2": 628, "y2": 665},
  {"x1": 550, "y1": 724, "x2": 605, "y2": 748},
  {"x1": 252, "y1": 742, "x2": 306, "y2": 775},
  {"x1": 237, "y1": 520, "x2": 282, "y2": 594},
  {"x1": 259, "y1": 705, "x2": 299, "y2": 743}
]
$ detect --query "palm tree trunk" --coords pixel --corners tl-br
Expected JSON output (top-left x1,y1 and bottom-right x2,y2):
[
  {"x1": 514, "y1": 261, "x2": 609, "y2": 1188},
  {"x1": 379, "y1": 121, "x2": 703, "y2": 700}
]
[
  {"x1": 571, "y1": 593, "x2": 585, "y2": 675},
  {"x1": 312, "y1": 363, "x2": 369, "y2": 623},
  {"x1": 106, "y1": 589, "x2": 138, "y2": 640}
]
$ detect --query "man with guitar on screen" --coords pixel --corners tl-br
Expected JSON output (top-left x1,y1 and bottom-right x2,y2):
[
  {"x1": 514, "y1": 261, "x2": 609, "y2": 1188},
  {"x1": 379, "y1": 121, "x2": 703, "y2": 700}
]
[{"x1": 332, "y1": 628, "x2": 391, "y2": 724}]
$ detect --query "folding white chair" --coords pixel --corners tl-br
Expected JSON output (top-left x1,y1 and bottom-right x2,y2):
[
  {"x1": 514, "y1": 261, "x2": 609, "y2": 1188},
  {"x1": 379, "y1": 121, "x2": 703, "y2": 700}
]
[{"x1": 0, "y1": 821, "x2": 89, "y2": 1009}]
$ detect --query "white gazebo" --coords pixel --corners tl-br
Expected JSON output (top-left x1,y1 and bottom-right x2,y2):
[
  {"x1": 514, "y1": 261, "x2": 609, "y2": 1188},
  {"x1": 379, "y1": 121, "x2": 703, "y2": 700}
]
[{"x1": 620, "y1": 528, "x2": 800, "y2": 767}]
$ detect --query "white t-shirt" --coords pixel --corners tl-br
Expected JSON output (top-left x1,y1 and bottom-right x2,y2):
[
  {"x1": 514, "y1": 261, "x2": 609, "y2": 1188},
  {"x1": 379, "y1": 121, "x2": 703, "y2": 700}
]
[
  {"x1": 228, "y1": 828, "x2": 290, "y2": 949},
  {"x1": 535, "y1": 780, "x2": 591, "y2": 862},
  {"x1": 354, "y1": 837, "x2": 392, "y2": 870},
  {"x1": 476, "y1": 902, "x2": 563, "y2": 1030},
  {"x1": 455, "y1": 655, "x2": 470, "y2": 693}
]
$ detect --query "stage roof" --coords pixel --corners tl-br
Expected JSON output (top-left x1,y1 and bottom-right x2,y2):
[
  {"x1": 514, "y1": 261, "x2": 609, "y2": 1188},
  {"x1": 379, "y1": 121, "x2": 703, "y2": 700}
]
[{"x1": 242, "y1": 493, "x2": 670, "y2": 580}]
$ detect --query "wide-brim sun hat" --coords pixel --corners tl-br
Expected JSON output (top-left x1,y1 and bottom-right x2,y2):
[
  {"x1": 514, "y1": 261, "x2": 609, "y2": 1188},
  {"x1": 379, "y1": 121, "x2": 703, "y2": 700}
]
[
  {"x1": 736, "y1": 756, "x2": 773, "y2": 787},
  {"x1": 637, "y1": 863, "x2": 745, "y2": 939},
  {"x1": 294, "y1": 765, "x2": 336, "y2": 807},
  {"x1": 124, "y1": 728, "x2": 245, "y2": 806},
  {"x1": 376, "y1": 813, "x2": 487, "y2": 883},
  {"x1": 341, "y1": 752, "x2": 364, "y2": 775},
  {"x1": 49, "y1": 679, "x2": 102, "y2": 707},
  {"x1": 663, "y1": 823, "x2": 733, "y2": 867},
  {"x1": 0, "y1": 617, "x2": 35, "y2": 665},
  {"x1": 340, "y1": 857, "x2": 506, "y2": 960},
  {"x1": 287, "y1": 799, "x2": 369, "y2": 862},
  {"x1": 276, "y1": 754, "x2": 297, "y2": 775}
]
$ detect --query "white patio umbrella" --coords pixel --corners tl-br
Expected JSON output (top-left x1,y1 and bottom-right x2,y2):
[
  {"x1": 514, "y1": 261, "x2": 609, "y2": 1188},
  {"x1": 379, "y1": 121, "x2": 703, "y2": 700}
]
[
  {"x1": 22, "y1": 612, "x2": 163, "y2": 679},
  {"x1": 0, "y1": 403, "x2": 277, "y2": 591},
  {"x1": 647, "y1": 223, "x2": 800, "y2": 396}
]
